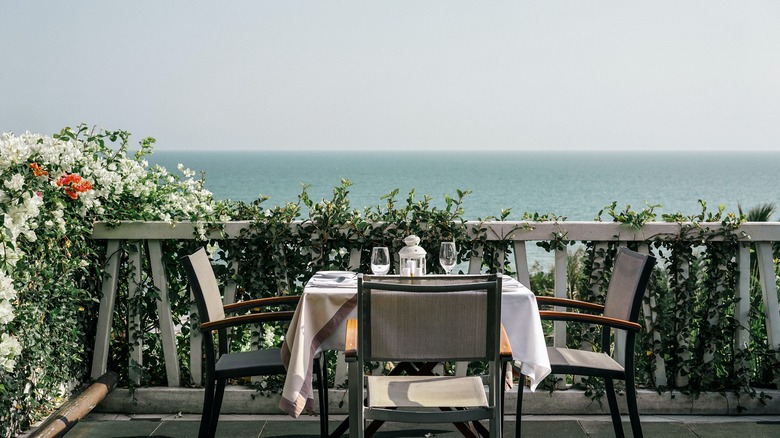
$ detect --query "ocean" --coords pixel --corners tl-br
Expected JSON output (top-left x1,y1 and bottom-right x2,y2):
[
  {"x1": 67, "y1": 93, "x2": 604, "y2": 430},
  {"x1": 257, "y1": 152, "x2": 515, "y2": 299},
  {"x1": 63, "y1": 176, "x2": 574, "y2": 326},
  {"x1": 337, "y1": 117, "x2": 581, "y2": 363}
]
[
  {"x1": 148, "y1": 151, "x2": 780, "y2": 222},
  {"x1": 146, "y1": 151, "x2": 778, "y2": 268}
]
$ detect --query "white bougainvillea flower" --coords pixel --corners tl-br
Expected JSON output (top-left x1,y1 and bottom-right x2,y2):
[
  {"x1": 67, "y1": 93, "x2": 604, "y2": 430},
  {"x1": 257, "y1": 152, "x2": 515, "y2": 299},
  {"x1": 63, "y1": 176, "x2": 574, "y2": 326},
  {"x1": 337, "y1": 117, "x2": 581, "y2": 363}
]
[
  {"x1": 3, "y1": 174, "x2": 24, "y2": 192},
  {"x1": 0, "y1": 333, "x2": 22, "y2": 373}
]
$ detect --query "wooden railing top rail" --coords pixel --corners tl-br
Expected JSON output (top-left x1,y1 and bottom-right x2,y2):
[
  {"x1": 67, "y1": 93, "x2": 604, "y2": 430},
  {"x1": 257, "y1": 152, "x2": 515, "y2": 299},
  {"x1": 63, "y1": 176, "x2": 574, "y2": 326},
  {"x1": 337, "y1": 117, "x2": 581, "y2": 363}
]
[{"x1": 92, "y1": 221, "x2": 780, "y2": 242}]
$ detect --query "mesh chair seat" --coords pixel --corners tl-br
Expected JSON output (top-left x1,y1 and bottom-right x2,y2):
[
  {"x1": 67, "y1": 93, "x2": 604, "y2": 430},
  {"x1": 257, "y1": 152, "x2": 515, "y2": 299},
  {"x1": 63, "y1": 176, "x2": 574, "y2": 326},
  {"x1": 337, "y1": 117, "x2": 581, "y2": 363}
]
[
  {"x1": 214, "y1": 348, "x2": 287, "y2": 380},
  {"x1": 367, "y1": 375, "x2": 488, "y2": 408},
  {"x1": 546, "y1": 347, "x2": 625, "y2": 378}
]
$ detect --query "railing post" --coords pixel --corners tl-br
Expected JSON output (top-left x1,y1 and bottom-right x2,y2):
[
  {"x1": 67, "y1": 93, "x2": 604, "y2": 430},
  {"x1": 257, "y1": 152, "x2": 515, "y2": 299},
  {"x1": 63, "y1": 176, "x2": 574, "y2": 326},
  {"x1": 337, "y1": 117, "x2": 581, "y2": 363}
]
[
  {"x1": 675, "y1": 255, "x2": 691, "y2": 388},
  {"x1": 513, "y1": 241, "x2": 530, "y2": 287},
  {"x1": 638, "y1": 243, "x2": 667, "y2": 388},
  {"x1": 91, "y1": 239, "x2": 122, "y2": 380},
  {"x1": 190, "y1": 287, "x2": 202, "y2": 386},
  {"x1": 496, "y1": 247, "x2": 506, "y2": 274},
  {"x1": 147, "y1": 240, "x2": 180, "y2": 387},
  {"x1": 348, "y1": 247, "x2": 362, "y2": 271},
  {"x1": 613, "y1": 243, "x2": 628, "y2": 368},
  {"x1": 553, "y1": 247, "x2": 568, "y2": 388},
  {"x1": 575, "y1": 242, "x2": 608, "y2": 386},
  {"x1": 756, "y1": 242, "x2": 780, "y2": 387},
  {"x1": 703, "y1": 252, "x2": 726, "y2": 366},
  {"x1": 127, "y1": 240, "x2": 143, "y2": 386},
  {"x1": 734, "y1": 244, "x2": 751, "y2": 380},
  {"x1": 468, "y1": 243, "x2": 484, "y2": 274}
]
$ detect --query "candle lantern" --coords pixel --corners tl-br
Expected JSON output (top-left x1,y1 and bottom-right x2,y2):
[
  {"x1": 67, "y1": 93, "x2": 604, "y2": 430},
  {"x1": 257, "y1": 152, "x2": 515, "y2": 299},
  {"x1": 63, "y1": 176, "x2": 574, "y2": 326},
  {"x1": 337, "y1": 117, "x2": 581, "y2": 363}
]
[{"x1": 398, "y1": 235, "x2": 427, "y2": 276}]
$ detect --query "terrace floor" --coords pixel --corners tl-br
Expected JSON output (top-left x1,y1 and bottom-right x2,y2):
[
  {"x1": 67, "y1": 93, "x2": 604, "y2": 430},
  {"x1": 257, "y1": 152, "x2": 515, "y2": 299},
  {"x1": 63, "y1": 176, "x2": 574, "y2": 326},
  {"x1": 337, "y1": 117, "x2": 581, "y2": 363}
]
[{"x1": 24, "y1": 413, "x2": 780, "y2": 437}]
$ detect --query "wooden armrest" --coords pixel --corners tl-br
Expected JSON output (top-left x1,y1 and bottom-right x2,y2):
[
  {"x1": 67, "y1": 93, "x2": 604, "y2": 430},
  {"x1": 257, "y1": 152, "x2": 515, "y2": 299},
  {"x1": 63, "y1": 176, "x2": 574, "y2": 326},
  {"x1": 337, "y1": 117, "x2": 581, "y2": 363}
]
[
  {"x1": 200, "y1": 310, "x2": 296, "y2": 333},
  {"x1": 535, "y1": 296, "x2": 605, "y2": 313},
  {"x1": 539, "y1": 311, "x2": 641, "y2": 332},
  {"x1": 223, "y1": 295, "x2": 301, "y2": 314},
  {"x1": 500, "y1": 324, "x2": 513, "y2": 359},
  {"x1": 344, "y1": 319, "x2": 358, "y2": 360}
]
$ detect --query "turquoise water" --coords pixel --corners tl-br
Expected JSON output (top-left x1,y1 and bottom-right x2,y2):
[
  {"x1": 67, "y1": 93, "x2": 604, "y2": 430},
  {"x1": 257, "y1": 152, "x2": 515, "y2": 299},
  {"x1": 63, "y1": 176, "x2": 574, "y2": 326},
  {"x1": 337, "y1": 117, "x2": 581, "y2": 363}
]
[
  {"x1": 148, "y1": 151, "x2": 779, "y2": 267},
  {"x1": 149, "y1": 151, "x2": 780, "y2": 221}
]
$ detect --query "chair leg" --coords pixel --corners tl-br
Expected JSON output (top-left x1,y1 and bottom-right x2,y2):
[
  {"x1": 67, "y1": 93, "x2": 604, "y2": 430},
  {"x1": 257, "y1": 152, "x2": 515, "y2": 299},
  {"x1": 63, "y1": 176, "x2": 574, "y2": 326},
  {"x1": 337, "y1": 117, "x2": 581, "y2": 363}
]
[
  {"x1": 625, "y1": 373, "x2": 643, "y2": 438},
  {"x1": 500, "y1": 363, "x2": 507, "y2": 420},
  {"x1": 208, "y1": 379, "x2": 227, "y2": 438},
  {"x1": 347, "y1": 361, "x2": 364, "y2": 438},
  {"x1": 515, "y1": 373, "x2": 525, "y2": 438},
  {"x1": 315, "y1": 354, "x2": 329, "y2": 437},
  {"x1": 604, "y1": 378, "x2": 625, "y2": 438},
  {"x1": 199, "y1": 378, "x2": 216, "y2": 438}
]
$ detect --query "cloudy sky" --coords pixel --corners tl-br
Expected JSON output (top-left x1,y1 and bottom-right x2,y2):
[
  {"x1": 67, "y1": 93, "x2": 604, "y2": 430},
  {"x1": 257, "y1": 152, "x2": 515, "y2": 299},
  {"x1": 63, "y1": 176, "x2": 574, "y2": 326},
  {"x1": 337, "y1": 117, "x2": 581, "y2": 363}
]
[{"x1": 2, "y1": 1, "x2": 778, "y2": 151}]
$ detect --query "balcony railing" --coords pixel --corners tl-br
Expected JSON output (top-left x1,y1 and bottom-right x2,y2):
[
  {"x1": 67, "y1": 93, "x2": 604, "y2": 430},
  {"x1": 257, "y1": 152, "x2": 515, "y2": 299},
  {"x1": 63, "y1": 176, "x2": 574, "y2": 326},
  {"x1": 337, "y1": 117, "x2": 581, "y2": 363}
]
[{"x1": 89, "y1": 221, "x2": 780, "y2": 392}]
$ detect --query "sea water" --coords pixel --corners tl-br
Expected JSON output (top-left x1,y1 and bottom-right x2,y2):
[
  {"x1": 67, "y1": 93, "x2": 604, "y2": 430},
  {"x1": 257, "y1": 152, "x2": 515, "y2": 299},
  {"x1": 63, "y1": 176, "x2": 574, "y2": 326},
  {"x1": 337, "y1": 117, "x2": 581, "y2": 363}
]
[{"x1": 148, "y1": 151, "x2": 780, "y2": 266}]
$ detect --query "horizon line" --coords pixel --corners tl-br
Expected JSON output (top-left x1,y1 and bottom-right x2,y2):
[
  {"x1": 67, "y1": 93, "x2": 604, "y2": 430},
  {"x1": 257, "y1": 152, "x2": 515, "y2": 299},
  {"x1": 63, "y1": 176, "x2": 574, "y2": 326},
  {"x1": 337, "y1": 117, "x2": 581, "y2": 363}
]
[{"x1": 143, "y1": 147, "x2": 780, "y2": 153}]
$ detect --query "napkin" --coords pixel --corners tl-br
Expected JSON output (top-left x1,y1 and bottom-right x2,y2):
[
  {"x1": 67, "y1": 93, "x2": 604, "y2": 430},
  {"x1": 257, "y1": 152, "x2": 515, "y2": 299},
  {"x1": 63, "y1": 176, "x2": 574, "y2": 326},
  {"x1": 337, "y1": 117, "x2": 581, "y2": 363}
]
[{"x1": 307, "y1": 271, "x2": 357, "y2": 288}]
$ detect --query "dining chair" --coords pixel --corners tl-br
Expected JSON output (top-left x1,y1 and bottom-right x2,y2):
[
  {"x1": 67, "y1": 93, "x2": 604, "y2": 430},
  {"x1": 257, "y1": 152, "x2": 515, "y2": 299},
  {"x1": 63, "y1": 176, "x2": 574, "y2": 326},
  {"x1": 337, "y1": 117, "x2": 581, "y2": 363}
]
[
  {"x1": 182, "y1": 248, "x2": 329, "y2": 438},
  {"x1": 513, "y1": 247, "x2": 655, "y2": 438},
  {"x1": 345, "y1": 274, "x2": 512, "y2": 438}
]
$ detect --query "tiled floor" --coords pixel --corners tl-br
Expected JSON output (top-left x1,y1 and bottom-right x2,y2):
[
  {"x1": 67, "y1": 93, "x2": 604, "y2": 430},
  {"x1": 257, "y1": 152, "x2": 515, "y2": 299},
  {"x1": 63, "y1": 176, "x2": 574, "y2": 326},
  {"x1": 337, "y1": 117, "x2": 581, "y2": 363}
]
[{"x1": 42, "y1": 413, "x2": 780, "y2": 438}]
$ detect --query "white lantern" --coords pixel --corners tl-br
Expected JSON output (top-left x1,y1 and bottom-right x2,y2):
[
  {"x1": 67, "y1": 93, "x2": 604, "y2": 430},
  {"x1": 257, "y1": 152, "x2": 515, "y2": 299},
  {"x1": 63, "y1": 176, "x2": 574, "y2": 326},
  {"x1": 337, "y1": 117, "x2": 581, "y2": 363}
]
[{"x1": 398, "y1": 235, "x2": 427, "y2": 276}]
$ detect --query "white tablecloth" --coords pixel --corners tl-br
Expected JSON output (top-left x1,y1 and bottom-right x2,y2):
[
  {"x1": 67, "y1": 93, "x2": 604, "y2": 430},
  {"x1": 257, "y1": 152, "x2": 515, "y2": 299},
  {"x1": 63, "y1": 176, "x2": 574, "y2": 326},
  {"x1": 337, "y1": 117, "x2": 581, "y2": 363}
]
[{"x1": 280, "y1": 273, "x2": 551, "y2": 418}]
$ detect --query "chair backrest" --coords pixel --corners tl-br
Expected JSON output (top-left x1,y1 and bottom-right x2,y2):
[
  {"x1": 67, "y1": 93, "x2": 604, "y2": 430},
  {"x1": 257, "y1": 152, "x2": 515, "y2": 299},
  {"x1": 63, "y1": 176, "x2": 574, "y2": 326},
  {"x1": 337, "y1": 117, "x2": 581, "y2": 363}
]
[
  {"x1": 357, "y1": 274, "x2": 501, "y2": 362},
  {"x1": 603, "y1": 247, "x2": 656, "y2": 323},
  {"x1": 181, "y1": 247, "x2": 226, "y2": 324}
]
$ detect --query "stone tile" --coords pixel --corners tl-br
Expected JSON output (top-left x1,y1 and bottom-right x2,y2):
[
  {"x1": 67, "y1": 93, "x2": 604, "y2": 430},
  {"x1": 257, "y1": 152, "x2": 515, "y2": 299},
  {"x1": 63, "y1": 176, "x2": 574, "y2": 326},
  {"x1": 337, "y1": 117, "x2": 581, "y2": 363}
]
[
  {"x1": 260, "y1": 418, "x2": 325, "y2": 437},
  {"x1": 264, "y1": 420, "x2": 505, "y2": 437},
  {"x1": 578, "y1": 420, "x2": 696, "y2": 438},
  {"x1": 515, "y1": 420, "x2": 586, "y2": 438},
  {"x1": 153, "y1": 419, "x2": 267, "y2": 438},
  {"x1": 687, "y1": 421, "x2": 780, "y2": 438},
  {"x1": 66, "y1": 420, "x2": 160, "y2": 438},
  {"x1": 348, "y1": 423, "x2": 473, "y2": 438}
]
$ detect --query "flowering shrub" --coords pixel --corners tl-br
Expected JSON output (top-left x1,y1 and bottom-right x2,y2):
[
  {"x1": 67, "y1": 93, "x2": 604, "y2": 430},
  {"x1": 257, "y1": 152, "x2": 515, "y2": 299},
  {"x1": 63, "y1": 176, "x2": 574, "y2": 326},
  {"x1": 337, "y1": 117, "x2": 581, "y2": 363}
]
[{"x1": 0, "y1": 125, "x2": 225, "y2": 435}]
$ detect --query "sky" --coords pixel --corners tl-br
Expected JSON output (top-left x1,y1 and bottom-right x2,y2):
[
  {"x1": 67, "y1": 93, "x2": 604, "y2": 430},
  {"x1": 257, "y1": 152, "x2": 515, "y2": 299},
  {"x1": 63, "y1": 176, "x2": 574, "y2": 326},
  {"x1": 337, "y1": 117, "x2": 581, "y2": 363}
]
[{"x1": 2, "y1": 1, "x2": 779, "y2": 152}]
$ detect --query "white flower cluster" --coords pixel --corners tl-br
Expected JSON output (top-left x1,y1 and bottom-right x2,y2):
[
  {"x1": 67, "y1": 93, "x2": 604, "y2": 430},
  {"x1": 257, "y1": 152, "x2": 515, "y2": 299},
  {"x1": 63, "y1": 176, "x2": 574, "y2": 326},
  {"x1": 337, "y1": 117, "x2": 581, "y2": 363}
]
[
  {"x1": 0, "y1": 272, "x2": 16, "y2": 323},
  {"x1": 0, "y1": 272, "x2": 18, "y2": 373},
  {"x1": 1, "y1": 131, "x2": 219, "y2": 224},
  {"x1": 0, "y1": 128, "x2": 224, "y2": 375},
  {"x1": 0, "y1": 333, "x2": 22, "y2": 373},
  {"x1": 261, "y1": 325, "x2": 277, "y2": 349}
]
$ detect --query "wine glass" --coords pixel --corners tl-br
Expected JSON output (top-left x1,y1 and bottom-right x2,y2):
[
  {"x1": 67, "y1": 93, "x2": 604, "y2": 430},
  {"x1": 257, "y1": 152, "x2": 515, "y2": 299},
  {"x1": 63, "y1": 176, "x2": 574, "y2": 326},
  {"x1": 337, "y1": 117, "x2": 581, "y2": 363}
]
[
  {"x1": 439, "y1": 242, "x2": 457, "y2": 274},
  {"x1": 370, "y1": 247, "x2": 391, "y2": 275}
]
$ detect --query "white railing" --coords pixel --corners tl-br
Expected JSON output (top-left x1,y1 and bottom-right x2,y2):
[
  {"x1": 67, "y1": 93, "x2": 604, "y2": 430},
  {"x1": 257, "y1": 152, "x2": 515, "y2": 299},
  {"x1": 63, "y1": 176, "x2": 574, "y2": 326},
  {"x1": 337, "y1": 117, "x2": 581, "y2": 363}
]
[{"x1": 89, "y1": 221, "x2": 780, "y2": 390}]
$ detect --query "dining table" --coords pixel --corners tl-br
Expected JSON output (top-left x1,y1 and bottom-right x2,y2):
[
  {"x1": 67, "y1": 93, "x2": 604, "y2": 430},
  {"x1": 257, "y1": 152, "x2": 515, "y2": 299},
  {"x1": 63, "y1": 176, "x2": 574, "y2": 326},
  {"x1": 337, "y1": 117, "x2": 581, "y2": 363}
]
[{"x1": 280, "y1": 271, "x2": 551, "y2": 422}]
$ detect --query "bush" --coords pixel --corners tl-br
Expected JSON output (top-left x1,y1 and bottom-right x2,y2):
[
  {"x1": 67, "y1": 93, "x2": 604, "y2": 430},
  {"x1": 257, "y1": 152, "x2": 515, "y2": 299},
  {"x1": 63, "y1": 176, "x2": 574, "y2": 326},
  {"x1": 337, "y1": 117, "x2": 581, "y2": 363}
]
[{"x1": 0, "y1": 126, "x2": 222, "y2": 436}]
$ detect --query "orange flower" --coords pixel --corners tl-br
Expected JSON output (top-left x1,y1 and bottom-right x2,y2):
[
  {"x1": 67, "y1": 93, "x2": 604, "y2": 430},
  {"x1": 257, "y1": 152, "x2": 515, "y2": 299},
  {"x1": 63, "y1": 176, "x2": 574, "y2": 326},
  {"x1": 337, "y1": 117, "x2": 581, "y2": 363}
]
[
  {"x1": 74, "y1": 180, "x2": 92, "y2": 192},
  {"x1": 64, "y1": 187, "x2": 78, "y2": 200},
  {"x1": 57, "y1": 173, "x2": 81, "y2": 187},
  {"x1": 30, "y1": 162, "x2": 49, "y2": 177},
  {"x1": 56, "y1": 173, "x2": 93, "y2": 199}
]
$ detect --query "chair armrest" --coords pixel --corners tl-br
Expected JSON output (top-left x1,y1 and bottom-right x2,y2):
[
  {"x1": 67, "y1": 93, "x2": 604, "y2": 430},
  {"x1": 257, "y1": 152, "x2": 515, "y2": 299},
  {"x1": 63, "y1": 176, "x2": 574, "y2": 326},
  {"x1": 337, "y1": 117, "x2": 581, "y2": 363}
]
[
  {"x1": 500, "y1": 324, "x2": 513, "y2": 359},
  {"x1": 223, "y1": 295, "x2": 301, "y2": 314},
  {"x1": 535, "y1": 296, "x2": 605, "y2": 313},
  {"x1": 539, "y1": 311, "x2": 641, "y2": 332},
  {"x1": 200, "y1": 311, "x2": 296, "y2": 333},
  {"x1": 344, "y1": 319, "x2": 358, "y2": 361}
]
